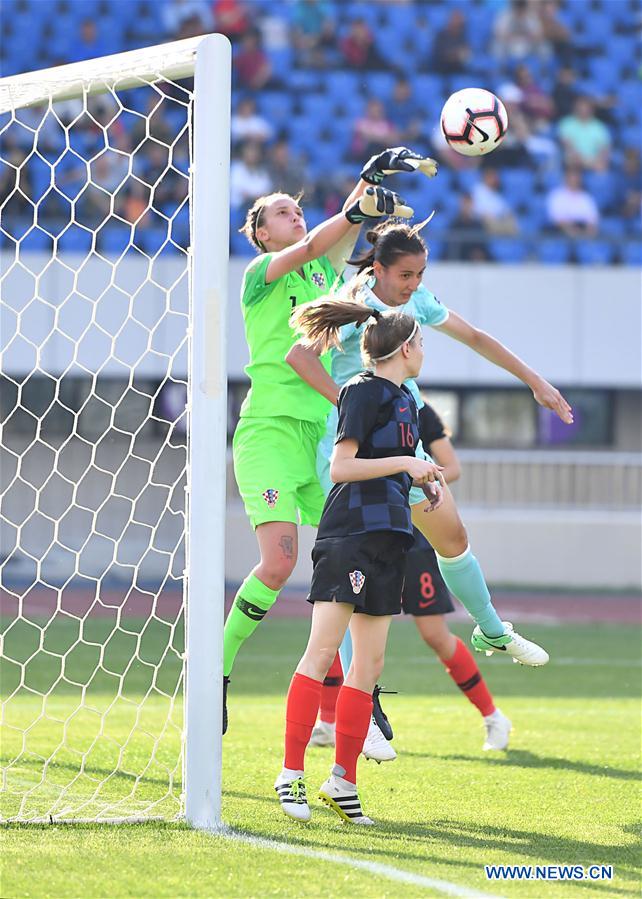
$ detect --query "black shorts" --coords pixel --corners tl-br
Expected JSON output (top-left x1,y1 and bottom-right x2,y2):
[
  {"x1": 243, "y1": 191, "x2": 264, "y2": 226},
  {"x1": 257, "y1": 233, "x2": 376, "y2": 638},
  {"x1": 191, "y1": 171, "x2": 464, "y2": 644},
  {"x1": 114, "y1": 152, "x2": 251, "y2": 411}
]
[
  {"x1": 308, "y1": 531, "x2": 410, "y2": 617},
  {"x1": 401, "y1": 528, "x2": 455, "y2": 617}
]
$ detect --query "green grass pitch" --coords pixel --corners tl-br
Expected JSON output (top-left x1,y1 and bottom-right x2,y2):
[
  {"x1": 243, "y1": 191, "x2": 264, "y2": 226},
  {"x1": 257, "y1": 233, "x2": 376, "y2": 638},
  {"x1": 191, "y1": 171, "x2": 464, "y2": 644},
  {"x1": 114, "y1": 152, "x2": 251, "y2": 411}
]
[{"x1": 1, "y1": 615, "x2": 640, "y2": 898}]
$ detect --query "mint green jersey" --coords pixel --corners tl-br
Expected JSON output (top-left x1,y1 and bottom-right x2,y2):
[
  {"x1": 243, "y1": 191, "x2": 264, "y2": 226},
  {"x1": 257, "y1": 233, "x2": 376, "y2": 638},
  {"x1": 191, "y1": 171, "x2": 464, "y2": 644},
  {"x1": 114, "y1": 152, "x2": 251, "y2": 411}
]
[{"x1": 239, "y1": 252, "x2": 337, "y2": 421}]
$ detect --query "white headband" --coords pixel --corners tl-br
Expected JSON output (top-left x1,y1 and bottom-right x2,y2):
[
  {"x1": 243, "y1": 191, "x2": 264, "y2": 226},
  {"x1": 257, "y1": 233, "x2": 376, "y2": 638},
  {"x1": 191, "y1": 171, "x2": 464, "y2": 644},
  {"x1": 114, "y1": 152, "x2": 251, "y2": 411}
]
[{"x1": 370, "y1": 320, "x2": 419, "y2": 362}]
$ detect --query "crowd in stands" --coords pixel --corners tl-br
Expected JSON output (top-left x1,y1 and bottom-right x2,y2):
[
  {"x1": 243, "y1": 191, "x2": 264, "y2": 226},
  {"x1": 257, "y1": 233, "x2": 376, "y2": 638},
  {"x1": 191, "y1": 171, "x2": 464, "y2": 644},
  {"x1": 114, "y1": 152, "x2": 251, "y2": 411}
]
[{"x1": 1, "y1": 0, "x2": 640, "y2": 264}]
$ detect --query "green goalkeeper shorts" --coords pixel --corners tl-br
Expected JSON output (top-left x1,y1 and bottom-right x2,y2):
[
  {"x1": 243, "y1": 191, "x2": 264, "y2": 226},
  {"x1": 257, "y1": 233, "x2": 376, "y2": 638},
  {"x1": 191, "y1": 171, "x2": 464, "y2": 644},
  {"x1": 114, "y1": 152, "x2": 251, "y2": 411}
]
[{"x1": 233, "y1": 415, "x2": 328, "y2": 529}]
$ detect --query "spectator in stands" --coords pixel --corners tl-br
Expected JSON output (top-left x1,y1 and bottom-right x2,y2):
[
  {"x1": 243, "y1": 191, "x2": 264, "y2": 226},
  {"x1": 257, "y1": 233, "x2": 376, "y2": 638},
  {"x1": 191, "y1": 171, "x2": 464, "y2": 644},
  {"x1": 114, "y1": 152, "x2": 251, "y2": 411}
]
[
  {"x1": 340, "y1": 17, "x2": 387, "y2": 70},
  {"x1": 514, "y1": 65, "x2": 554, "y2": 124},
  {"x1": 388, "y1": 76, "x2": 423, "y2": 145},
  {"x1": 291, "y1": 0, "x2": 337, "y2": 68},
  {"x1": 234, "y1": 27, "x2": 274, "y2": 91},
  {"x1": 231, "y1": 97, "x2": 274, "y2": 148},
  {"x1": 546, "y1": 168, "x2": 599, "y2": 238},
  {"x1": 120, "y1": 182, "x2": 150, "y2": 224},
  {"x1": 67, "y1": 19, "x2": 108, "y2": 64},
  {"x1": 537, "y1": 0, "x2": 573, "y2": 65},
  {"x1": 267, "y1": 139, "x2": 312, "y2": 199},
  {"x1": 230, "y1": 140, "x2": 273, "y2": 208},
  {"x1": 432, "y1": 9, "x2": 471, "y2": 74},
  {"x1": 445, "y1": 194, "x2": 490, "y2": 261},
  {"x1": 472, "y1": 168, "x2": 519, "y2": 236},
  {"x1": 213, "y1": 0, "x2": 252, "y2": 43},
  {"x1": 351, "y1": 99, "x2": 399, "y2": 160},
  {"x1": 493, "y1": 0, "x2": 550, "y2": 62},
  {"x1": 619, "y1": 148, "x2": 642, "y2": 203},
  {"x1": 621, "y1": 189, "x2": 642, "y2": 236},
  {"x1": 559, "y1": 97, "x2": 611, "y2": 172},
  {"x1": 552, "y1": 66, "x2": 579, "y2": 119},
  {"x1": 162, "y1": 0, "x2": 213, "y2": 38},
  {"x1": 494, "y1": 85, "x2": 534, "y2": 168}
]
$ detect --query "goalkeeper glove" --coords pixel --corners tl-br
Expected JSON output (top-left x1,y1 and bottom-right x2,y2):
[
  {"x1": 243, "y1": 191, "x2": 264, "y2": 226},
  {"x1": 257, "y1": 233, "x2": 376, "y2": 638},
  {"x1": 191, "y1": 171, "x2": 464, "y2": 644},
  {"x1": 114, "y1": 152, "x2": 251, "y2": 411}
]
[
  {"x1": 360, "y1": 146, "x2": 439, "y2": 184},
  {"x1": 345, "y1": 186, "x2": 413, "y2": 224}
]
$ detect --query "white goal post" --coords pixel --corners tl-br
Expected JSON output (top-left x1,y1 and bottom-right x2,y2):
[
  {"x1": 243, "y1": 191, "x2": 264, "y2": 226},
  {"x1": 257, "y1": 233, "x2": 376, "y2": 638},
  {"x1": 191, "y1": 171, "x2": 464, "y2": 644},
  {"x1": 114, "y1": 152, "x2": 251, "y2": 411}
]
[{"x1": 0, "y1": 35, "x2": 230, "y2": 828}]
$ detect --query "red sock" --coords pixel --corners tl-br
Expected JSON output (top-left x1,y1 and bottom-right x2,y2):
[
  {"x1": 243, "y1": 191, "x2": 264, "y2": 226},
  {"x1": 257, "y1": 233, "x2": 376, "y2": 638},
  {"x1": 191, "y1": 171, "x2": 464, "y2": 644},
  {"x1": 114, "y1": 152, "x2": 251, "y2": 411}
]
[
  {"x1": 284, "y1": 673, "x2": 322, "y2": 771},
  {"x1": 334, "y1": 685, "x2": 372, "y2": 784},
  {"x1": 442, "y1": 637, "x2": 496, "y2": 718},
  {"x1": 319, "y1": 652, "x2": 344, "y2": 724}
]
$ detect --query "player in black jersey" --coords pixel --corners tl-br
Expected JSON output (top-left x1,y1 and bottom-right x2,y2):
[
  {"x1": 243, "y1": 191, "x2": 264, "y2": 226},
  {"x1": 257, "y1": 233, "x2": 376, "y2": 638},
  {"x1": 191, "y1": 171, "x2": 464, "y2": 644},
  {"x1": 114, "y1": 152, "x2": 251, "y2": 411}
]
[
  {"x1": 402, "y1": 403, "x2": 511, "y2": 751},
  {"x1": 274, "y1": 300, "x2": 444, "y2": 826}
]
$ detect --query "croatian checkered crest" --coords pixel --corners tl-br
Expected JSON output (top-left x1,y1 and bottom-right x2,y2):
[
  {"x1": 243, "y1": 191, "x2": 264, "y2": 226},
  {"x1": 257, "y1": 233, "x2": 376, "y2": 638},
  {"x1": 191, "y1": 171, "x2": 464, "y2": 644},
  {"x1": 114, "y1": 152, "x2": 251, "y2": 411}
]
[
  {"x1": 262, "y1": 488, "x2": 279, "y2": 509},
  {"x1": 349, "y1": 570, "x2": 366, "y2": 594}
]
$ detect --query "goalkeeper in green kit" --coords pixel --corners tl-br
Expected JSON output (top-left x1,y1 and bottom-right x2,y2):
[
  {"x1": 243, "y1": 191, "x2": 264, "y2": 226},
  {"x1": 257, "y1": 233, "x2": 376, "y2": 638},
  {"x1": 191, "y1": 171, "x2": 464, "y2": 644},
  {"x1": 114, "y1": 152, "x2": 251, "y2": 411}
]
[{"x1": 223, "y1": 148, "x2": 438, "y2": 732}]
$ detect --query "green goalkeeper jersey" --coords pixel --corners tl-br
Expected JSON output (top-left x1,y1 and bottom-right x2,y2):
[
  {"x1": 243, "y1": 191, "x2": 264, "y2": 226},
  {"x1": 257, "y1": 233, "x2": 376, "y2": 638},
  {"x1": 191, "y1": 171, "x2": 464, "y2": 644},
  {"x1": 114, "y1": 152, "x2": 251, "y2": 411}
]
[{"x1": 239, "y1": 252, "x2": 337, "y2": 422}]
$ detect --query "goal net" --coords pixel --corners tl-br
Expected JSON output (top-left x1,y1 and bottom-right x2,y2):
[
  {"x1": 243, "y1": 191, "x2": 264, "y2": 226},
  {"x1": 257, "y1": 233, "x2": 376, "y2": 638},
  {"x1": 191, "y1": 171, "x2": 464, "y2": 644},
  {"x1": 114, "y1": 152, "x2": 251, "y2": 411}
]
[{"x1": 0, "y1": 36, "x2": 230, "y2": 826}]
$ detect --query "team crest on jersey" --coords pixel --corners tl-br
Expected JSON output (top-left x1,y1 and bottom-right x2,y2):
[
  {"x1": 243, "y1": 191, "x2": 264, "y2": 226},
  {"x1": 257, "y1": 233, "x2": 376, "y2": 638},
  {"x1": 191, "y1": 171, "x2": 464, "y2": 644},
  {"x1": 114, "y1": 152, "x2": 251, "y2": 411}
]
[
  {"x1": 311, "y1": 272, "x2": 326, "y2": 289},
  {"x1": 262, "y1": 488, "x2": 279, "y2": 509},
  {"x1": 349, "y1": 570, "x2": 366, "y2": 595}
]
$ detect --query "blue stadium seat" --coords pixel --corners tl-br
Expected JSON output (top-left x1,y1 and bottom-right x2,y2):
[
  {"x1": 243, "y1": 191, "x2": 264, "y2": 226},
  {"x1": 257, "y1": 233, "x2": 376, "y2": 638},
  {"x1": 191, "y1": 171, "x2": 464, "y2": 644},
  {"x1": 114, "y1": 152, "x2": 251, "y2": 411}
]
[
  {"x1": 622, "y1": 242, "x2": 642, "y2": 265},
  {"x1": 600, "y1": 217, "x2": 625, "y2": 238},
  {"x1": 324, "y1": 71, "x2": 360, "y2": 99},
  {"x1": 57, "y1": 226, "x2": 93, "y2": 253},
  {"x1": 537, "y1": 237, "x2": 572, "y2": 264},
  {"x1": 230, "y1": 230, "x2": 253, "y2": 256},
  {"x1": 136, "y1": 226, "x2": 168, "y2": 255},
  {"x1": 488, "y1": 238, "x2": 528, "y2": 263},
  {"x1": 575, "y1": 241, "x2": 615, "y2": 265},
  {"x1": 257, "y1": 92, "x2": 293, "y2": 130},
  {"x1": 425, "y1": 238, "x2": 444, "y2": 262},
  {"x1": 18, "y1": 228, "x2": 53, "y2": 252},
  {"x1": 99, "y1": 225, "x2": 132, "y2": 254},
  {"x1": 583, "y1": 171, "x2": 617, "y2": 211},
  {"x1": 501, "y1": 169, "x2": 536, "y2": 199},
  {"x1": 366, "y1": 72, "x2": 397, "y2": 103},
  {"x1": 587, "y1": 57, "x2": 620, "y2": 93},
  {"x1": 301, "y1": 94, "x2": 335, "y2": 121}
]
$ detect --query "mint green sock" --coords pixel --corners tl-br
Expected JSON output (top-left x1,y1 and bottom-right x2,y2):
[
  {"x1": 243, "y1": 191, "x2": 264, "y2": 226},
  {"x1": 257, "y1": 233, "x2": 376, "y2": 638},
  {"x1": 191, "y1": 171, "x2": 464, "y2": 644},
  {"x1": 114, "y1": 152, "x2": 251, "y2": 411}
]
[
  {"x1": 436, "y1": 547, "x2": 504, "y2": 638},
  {"x1": 223, "y1": 574, "x2": 279, "y2": 676}
]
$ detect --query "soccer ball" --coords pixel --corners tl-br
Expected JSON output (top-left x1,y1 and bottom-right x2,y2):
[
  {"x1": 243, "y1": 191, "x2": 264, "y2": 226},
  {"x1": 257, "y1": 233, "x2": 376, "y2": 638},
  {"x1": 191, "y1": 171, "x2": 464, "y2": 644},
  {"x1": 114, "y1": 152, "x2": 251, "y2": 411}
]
[{"x1": 440, "y1": 88, "x2": 508, "y2": 157}]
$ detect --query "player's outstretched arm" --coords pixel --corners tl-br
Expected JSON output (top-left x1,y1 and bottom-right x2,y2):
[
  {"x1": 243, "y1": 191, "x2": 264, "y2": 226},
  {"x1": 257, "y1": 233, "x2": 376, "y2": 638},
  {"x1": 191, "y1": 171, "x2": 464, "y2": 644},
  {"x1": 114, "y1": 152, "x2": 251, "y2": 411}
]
[
  {"x1": 436, "y1": 311, "x2": 574, "y2": 424},
  {"x1": 285, "y1": 341, "x2": 340, "y2": 406},
  {"x1": 265, "y1": 188, "x2": 412, "y2": 284}
]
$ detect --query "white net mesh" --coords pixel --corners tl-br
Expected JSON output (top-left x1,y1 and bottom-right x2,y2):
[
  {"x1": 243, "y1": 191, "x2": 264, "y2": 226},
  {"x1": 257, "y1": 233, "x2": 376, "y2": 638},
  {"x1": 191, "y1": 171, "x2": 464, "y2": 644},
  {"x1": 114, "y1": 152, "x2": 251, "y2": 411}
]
[{"x1": 0, "y1": 64, "x2": 196, "y2": 822}]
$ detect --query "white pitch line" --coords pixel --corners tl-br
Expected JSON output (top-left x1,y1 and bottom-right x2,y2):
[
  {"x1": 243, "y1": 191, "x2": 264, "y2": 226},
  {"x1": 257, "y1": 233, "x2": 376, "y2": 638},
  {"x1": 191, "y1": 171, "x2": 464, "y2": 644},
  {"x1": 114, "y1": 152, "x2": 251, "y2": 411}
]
[{"x1": 216, "y1": 827, "x2": 504, "y2": 899}]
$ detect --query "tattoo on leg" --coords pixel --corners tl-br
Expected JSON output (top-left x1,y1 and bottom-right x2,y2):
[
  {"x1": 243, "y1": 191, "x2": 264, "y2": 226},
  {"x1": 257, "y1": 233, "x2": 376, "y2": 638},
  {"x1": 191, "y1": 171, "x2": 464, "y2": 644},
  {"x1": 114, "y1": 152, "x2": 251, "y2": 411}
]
[{"x1": 279, "y1": 535, "x2": 294, "y2": 560}]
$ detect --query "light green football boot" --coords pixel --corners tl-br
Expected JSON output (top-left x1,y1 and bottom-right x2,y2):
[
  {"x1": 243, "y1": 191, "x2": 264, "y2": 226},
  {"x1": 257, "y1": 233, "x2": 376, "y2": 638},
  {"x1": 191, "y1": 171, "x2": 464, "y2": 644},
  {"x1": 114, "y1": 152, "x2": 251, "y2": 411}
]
[{"x1": 471, "y1": 621, "x2": 549, "y2": 666}]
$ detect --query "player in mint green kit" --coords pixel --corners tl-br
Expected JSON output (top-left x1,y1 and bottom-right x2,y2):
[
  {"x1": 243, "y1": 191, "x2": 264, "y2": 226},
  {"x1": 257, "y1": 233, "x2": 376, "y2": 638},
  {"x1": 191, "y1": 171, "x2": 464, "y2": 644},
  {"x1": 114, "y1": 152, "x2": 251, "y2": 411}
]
[
  {"x1": 288, "y1": 219, "x2": 574, "y2": 747},
  {"x1": 223, "y1": 148, "x2": 439, "y2": 733}
]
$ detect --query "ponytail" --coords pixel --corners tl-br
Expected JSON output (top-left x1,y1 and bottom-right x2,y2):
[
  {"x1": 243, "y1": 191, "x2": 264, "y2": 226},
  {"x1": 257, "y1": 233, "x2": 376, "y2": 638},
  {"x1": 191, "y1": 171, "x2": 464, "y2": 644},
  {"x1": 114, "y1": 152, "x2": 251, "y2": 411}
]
[{"x1": 291, "y1": 298, "x2": 417, "y2": 365}]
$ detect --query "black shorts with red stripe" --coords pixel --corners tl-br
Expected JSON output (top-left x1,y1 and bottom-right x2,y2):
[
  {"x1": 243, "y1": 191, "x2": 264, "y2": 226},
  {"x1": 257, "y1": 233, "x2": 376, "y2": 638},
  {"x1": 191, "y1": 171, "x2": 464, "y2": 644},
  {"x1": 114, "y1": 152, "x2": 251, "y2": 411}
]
[{"x1": 401, "y1": 527, "x2": 455, "y2": 617}]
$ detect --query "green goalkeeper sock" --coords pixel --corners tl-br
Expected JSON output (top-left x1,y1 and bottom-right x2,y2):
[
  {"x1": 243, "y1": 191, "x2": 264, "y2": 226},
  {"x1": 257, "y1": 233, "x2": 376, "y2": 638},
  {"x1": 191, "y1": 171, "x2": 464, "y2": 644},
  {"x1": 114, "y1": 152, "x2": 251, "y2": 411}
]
[{"x1": 223, "y1": 574, "x2": 279, "y2": 676}]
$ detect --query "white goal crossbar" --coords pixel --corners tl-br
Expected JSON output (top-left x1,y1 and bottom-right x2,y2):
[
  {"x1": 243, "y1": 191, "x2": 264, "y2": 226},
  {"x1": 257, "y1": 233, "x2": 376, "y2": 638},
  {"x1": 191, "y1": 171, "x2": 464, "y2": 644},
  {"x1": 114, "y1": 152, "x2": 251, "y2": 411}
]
[{"x1": 0, "y1": 35, "x2": 230, "y2": 829}]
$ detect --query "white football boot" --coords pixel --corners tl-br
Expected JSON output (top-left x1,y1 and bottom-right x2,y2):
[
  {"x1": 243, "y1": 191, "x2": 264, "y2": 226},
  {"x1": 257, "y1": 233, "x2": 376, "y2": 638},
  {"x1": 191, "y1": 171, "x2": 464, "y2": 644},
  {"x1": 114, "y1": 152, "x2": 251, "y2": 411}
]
[
  {"x1": 362, "y1": 716, "x2": 397, "y2": 763},
  {"x1": 482, "y1": 708, "x2": 512, "y2": 751},
  {"x1": 318, "y1": 773, "x2": 374, "y2": 825},
  {"x1": 472, "y1": 621, "x2": 549, "y2": 666},
  {"x1": 308, "y1": 720, "x2": 336, "y2": 748},
  {"x1": 274, "y1": 772, "x2": 311, "y2": 822}
]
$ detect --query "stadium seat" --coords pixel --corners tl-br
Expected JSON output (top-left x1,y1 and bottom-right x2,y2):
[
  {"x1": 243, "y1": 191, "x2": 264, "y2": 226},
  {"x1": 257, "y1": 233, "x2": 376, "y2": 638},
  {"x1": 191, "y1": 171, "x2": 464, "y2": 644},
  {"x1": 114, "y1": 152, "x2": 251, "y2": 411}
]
[
  {"x1": 57, "y1": 226, "x2": 93, "y2": 253},
  {"x1": 575, "y1": 240, "x2": 615, "y2": 265},
  {"x1": 18, "y1": 228, "x2": 53, "y2": 252},
  {"x1": 501, "y1": 169, "x2": 536, "y2": 199},
  {"x1": 99, "y1": 225, "x2": 132, "y2": 254},
  {"x1": 537, "y1": 237, "x2": 572, "y2": 264},
  {"x1": 622, "y1": 242, "x2": 642, "y2": 265},
  {"x1": 488, "y1": 238, "x2": 528, "y2": 263}
]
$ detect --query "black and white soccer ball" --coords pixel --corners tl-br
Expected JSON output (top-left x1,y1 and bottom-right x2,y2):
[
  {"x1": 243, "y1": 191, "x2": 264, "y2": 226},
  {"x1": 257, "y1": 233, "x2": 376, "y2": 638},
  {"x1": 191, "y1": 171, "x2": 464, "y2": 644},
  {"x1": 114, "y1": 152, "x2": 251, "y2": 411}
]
[{"x1": 440, "y1": 88, "x2": 508, "y2": 157}]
